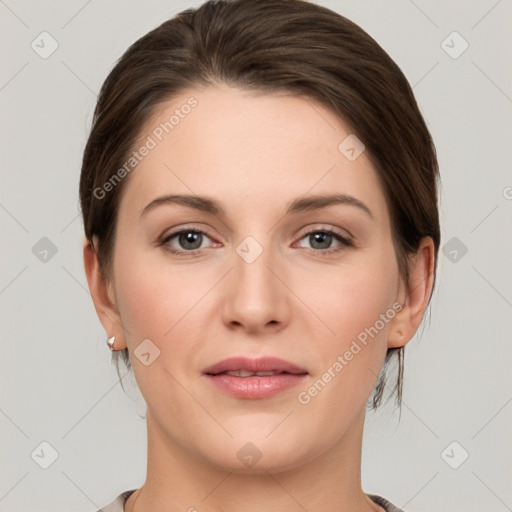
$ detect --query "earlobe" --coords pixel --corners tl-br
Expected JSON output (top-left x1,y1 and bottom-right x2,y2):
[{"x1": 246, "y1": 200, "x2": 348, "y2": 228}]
[
  {"x1": 387, "y1": 236, "x2": 436, "y2": 349},
  {"x1": 82, "y1": 235, "x2": 127, "y2": 350}
]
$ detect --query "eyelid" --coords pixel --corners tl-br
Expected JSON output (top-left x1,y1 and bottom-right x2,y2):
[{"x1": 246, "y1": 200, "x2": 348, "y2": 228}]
[
  {"x1": 296, "y1": 223, "x2": 353, "y2": 241},
  {"x1": 160, "y1": 223, "x2": 216, "y2": 239}
]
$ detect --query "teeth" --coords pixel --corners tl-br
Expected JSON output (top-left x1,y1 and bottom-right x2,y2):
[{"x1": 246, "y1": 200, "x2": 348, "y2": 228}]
[{"x1": 224, "y1": 370, "x2": 281, "y2": 377}]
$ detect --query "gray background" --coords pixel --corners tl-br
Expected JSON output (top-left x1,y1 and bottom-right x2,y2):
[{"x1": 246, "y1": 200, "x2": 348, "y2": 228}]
[{"x1": 1, "y1": 1, "x2": 511, "y2": 511}]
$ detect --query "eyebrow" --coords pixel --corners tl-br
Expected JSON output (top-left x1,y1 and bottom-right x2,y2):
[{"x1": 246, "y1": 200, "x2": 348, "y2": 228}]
[{"x1": 140, "y1": 193, "x2": 373, "y2": 220}]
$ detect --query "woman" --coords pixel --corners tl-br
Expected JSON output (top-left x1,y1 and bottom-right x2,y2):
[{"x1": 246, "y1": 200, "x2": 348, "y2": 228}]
[{"x1": 80, "y1": 0, "x2": 440, "y2": 510}]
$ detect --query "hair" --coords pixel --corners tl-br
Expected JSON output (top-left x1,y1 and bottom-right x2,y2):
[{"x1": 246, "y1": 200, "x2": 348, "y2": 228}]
[{"x1": 79, "y1": 0, "x2": 440, "y2": 410}]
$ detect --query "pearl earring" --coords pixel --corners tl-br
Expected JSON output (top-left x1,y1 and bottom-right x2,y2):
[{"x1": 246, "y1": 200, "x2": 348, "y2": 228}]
[{"x1": 107, "y1": 336, "x2": 116, "y2": 351}]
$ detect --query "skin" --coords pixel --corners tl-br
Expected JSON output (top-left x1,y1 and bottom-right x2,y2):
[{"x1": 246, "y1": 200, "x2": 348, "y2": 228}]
[{"x1": 84, "y1": 82, "x2": 435, "y2": 512}]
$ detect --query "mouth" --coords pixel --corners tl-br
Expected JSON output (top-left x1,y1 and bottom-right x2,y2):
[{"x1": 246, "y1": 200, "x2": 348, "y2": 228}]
[{"x1": 202, "y1": 356, "x2": 308, "y2": 399}]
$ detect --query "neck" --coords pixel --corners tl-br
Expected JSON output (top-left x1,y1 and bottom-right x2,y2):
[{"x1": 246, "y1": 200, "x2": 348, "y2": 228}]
[{"x1": 125, "y1": 407, "x2": 382, "y2": 512}]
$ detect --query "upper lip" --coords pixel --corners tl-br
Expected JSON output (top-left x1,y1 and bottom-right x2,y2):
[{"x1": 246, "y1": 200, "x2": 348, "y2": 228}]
[{"x1": 202, "y1": 356, "x2": 308, "y2": 375}]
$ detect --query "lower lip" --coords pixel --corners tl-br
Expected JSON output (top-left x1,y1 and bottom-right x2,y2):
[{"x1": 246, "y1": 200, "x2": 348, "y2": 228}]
[{"x1": 205, "y1": 373, "x2": 307, "y2": 399}]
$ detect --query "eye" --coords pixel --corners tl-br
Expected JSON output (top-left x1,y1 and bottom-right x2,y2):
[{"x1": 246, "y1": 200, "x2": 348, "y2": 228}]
[
  {"x1": 295, "y1": 227, "x2": 353, "y2": 254},
  {"x1": 160, "y1": 228, "x2": 217, "y2": 255}
]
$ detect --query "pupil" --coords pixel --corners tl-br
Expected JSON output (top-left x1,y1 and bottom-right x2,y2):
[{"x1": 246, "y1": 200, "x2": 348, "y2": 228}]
[
  {"x1": 312, "y1": 232, "x2": 331, "y2": 249},
  {"x1": 180, "y1": 231, "x2": 201, "y2": 250}
]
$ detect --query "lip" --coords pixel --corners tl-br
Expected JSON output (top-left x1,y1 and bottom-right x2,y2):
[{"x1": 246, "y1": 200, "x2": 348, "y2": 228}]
[
  {"x1": 202, "y1": 356, "x2": 307, "y2": 375},
  {"x1": 202, "y1": 356, "x2": 308, "y2": 400}
]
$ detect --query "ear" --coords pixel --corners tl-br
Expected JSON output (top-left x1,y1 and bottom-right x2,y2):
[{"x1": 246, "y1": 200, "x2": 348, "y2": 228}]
[
  {"x1": 387, "y1": 236, "x2": 436, "y2": 349},
  {"x1": 83, "y1": 235, "x2": 127, "y2": 350}
]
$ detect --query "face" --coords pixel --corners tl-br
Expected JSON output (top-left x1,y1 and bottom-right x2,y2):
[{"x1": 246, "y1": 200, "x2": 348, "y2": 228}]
[{"x1": 102, "y1": 82, "x2": 407, "y2": 473}]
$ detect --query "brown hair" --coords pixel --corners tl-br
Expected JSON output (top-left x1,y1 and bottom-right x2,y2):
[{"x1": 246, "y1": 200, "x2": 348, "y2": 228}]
[{"x1": 79, "y1": 0, "x2": 440, "y2": 410}]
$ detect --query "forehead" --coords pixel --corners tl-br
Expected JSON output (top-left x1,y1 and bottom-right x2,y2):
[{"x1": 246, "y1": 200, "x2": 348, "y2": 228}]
[{"x1": 119, "y1": 83, "x2": 389, "y2": 224}]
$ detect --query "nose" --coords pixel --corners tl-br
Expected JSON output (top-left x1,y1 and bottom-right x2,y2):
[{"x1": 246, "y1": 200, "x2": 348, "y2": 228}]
[{"x1": 220, "y1": 236, "x2": 290, "y2": 335}]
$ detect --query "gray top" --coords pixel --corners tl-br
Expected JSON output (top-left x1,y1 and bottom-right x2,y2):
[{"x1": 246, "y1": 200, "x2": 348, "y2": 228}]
[{"x1": 97, "y1": 489, "x2": 405, "y2": 511}]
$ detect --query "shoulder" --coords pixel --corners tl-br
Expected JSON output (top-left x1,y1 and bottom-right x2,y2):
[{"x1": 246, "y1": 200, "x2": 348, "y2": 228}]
[
  {"x1": 95, "y1": 489, "x2": 137, "y2": 512},
  {"x1": 367, "y1": 493, "x2": 405, "y2": 512}
]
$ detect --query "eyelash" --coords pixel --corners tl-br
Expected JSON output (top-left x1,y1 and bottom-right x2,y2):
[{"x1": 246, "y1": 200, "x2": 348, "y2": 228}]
[{"x1": 159, "y1": 226, "x2": 354, "y2": 257}]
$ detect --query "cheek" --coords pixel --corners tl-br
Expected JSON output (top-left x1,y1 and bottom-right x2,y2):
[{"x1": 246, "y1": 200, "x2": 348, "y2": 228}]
[
  {"x1": 301, "y1": 245, "x2": 399, "y2": 394},
  {"x1": 113, "y1": 254, "x2": 206, "y2": 413},
  {"x1": 115, "y1": 258, "x2": 204, "y2": 343},
  {"x1": 113, "y1": 246, "x2": 225, "y2": 383},
  {"x1": 306, "y1": 245, "x2": 399, "y2": 338}
]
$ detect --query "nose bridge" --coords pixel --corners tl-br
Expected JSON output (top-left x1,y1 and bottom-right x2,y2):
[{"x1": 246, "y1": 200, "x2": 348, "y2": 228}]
[
  {"x1": 234, "y1": 233, "x2": 278, "y2": 299},
  {"x1": 223, "y1": 231, "x2": 286, "y2": 328}
]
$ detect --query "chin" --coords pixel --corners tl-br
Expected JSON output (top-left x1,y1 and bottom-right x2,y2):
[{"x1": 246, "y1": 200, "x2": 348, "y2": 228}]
[{"x1": 193, "y1": 426, "x2": 314, "y2": 475}]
